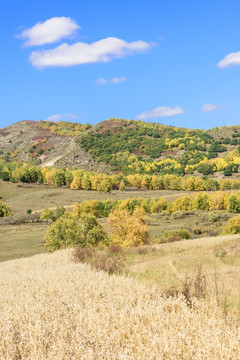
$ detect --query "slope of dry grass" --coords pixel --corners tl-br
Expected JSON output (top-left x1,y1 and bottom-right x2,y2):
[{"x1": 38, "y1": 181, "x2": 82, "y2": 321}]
[{"x1": 0, "y1": 249, "x2": 240, "y2": 359}]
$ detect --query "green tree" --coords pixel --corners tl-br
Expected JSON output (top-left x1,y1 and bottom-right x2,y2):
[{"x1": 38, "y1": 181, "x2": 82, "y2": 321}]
[
  {"x1": 228, "y1": 195, "x2": 240, "y2": 213},
  {"x1": 52, "y1": 169, "x2": 66, "y2": 187},
  {"x1": 44, "y1": 214, "x2": 83, "y2": 252},
  {"x1": 44, "y1": 213, "x2": 107, "y2": 252}
]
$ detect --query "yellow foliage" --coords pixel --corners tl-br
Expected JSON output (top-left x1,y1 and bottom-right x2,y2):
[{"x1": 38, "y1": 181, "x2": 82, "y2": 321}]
[
  {"x1": 108, "y1": 209, "x2": 149, "y2": 247},
  {"x1": 172, "y1": 196, "x2": 192, "y2": 212},
  {"x1": 209, "y1": 192, "x2": 227, "y2": 210},
  {"x1": 221, "y1": 215, "x2": 240, "y2": 235},
  {"x1": 70, "y1": 176, "x2": 81, "y2": 190}
]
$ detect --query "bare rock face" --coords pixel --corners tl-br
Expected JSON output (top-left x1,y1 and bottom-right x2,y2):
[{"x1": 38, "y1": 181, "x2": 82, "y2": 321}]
[
  {"x1": 52, "y1": 138, "x2": 111, "y2": 173},
  {"x1": 0, "y1": 121, "x2": 112, "y2": 173}
]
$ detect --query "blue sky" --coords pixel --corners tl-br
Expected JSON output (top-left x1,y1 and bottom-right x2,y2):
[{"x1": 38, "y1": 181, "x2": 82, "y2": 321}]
[{"x1": 1, "y1": 0, "x2": 240, "y2": 129}]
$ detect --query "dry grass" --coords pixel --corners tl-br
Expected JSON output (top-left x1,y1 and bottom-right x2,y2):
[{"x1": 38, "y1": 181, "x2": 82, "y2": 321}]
[
  {"x1": 0, "y1": 180, "x2": 196, "y2": 217},
  {"x1": 0, "y1": 224, "x2": 47, "y2": 262},
  {"x1": 0, "y1": 249, "x2": 240, "y2": 359}
]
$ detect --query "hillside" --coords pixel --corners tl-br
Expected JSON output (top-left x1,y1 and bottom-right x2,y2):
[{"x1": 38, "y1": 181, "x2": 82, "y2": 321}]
[
  {"x1": 1, "y1": 118, "x2": 240, "y2": 177},
  {"x1": 1, "y1": 248, "x2": 240, "y2": 359},
  {"x1": 0, "y1": 120, "x2": 111, "y2": 173}
]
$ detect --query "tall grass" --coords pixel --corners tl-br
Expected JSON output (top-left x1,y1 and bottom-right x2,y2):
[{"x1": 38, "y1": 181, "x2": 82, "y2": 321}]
[{"x1": 0, "y1": 249, "x2": 239, "y2": 359}]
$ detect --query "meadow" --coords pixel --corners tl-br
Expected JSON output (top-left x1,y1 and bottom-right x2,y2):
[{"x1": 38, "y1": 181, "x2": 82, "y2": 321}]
[
  {"x1": 0, "y1": 180, "x2": 233, "y2": 261},
  {"x1": 0, "y1": 179, "x2": 193, "y2": 261}
]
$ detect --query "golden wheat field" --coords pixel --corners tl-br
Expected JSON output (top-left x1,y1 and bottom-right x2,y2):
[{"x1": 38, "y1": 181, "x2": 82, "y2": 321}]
[{"x1": 0, "y1": 249, "x2": 240, "y2": 360}]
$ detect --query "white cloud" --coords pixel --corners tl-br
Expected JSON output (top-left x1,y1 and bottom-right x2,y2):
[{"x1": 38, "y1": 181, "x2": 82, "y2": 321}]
[
  {"x1": 95, "y1": 76, "x2": 127, "y2": 85},
  {"x1": 29, "y1": 37, "x2": 152, "y2": 68},
  {"x1": 111, "y1": 77, "x2": 127, "y2": 84},
  {"x1": 217, "y1": 51, "x2": 240, "y2": 68},
  {"x1": 95, "y1": 78, "x2": 108, "y2": 85},
  {"x1": 201, "y1": 104, "x2": 219, "y2": 112},
  {"x1": 135, "y1": 106, "x2": 185, "y2": 120},
  {"x1": 45, "y1": 114, "x2": 80, "y2": 122},
  {"x1": 18, "y1": 17, "x2": 80, "y2": 47}
]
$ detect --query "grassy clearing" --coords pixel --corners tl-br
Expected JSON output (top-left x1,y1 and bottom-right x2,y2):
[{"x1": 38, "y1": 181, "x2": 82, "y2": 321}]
[
  {"x1": 0, "y1": 224, "x2": 47, "y2": 262},
  {"x1": 0, "y1": 249, "x2": 239, "y2": 359},
  {"x1": 0, "y1": 180, "x2": 197, "y2": 216}
]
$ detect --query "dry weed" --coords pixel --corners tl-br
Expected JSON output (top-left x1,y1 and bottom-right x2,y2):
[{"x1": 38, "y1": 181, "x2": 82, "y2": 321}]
[{"x1": 0, "y1": 249, "x2": 239, "y2": 359}]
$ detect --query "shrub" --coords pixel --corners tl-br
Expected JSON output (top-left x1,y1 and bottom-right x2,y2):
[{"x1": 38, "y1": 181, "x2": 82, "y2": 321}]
[
  {"x1": 26, "y1": 209, "x2": 32, "y2": 214},
  {"x1": 0, "y1": 201, "x2": 12, "y2": 217},
  {"x1": 160, "y1": 229, "x2": 191, "y2": 243},
  {"x1": 37, "y1": 149, "x2": 44, "y2": 155},
  {"x1": 40, "y1": 208, "x2": 56, "y2": 222},
  {"x1": 107, "y1": 244, "x2": 123, "y2": 254},
  {"x1": 151, "y1": 198, "x2": 168, "y2": 213},
  {"x1": 73, "y1": 246, "x2": 125, "y2": 275},
  {"x1": 221, "y1": 215, "x2": 240, "y2": 235}
]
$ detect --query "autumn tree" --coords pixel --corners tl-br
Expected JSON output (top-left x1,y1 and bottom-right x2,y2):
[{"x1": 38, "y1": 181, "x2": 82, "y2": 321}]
[
  {"x1": 108, "y1": 208, "x2": 149, "y2": 247},
  {"x1": 221, "y1": 215, "x2": 240, "y2": 235},
  {"x1": 40, "y1": 208, "x2": 56, "y2": 222}
]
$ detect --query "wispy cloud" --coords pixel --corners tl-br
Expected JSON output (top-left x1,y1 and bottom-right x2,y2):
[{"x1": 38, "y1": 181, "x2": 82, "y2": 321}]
[
  {"x1": 45, "y1": 114, "x2": 80, "y2": 122},
  {"x1": 29, "y1": 37, "x2": 152, "y2": 68},
  {"x1": 111, "y1": 77, "x2": 127, "y2": 84},
  {"x1": 18, "y1": 17, "x2": 80, "y2": 47},
  {"x1": 135, "y1": 106, "x2": 185, "y2": 120},
  {"x1": 201, "y1": 104, "x2": 219, "y2": 112},
  {"x1": 95, "y1": 78, "x2": 108, "y2": 85},
  {"x1": 217, "y1": 51, "x2": 240, "y2": 69},
  {"x1": 95, "y1": 77, "x2": 127, "y2": 85}
]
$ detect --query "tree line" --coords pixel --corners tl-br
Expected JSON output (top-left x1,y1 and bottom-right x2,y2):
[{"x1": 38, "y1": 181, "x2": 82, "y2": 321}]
[{"x1": 2, "y1": 160, "x2": 240, "y2": 192}]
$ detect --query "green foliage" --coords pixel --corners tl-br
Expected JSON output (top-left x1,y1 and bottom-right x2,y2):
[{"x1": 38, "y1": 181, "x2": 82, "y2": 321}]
[
  {"x1": 44, "y1": 213, "x2": 107, "y2": 252},
  {"x1": 193, "y1": 194, "x2": 210, "y2": 211},
  {"x1": 197, "y1": 163, "x2": 213, "y2": 175},
  {"x1": 56, "y1": 206, "x2": 65, "y2": 218},
  {"x1": 228, "y1": 195, "x2": 240, "y2": 213},
  {"x1": 161, "y1": 229, "x2": 191, "y2": 242},
  {"x1": 37, "y1": 149, "x2": 44, "y2": 155},
  {"x1": 52, "y1": 169, "x2": 66, "y2": 187},
  {"x1": 224, "y1": 165, "x2": 232, "y2": 176},
  {"x1": 44, "y1": 214, "x2": 84, "y2": 252},
  {"x1": 26, "y1": 209, "x2": 32, "y2": 214},
  {"x1": 80, "y1": 215, "x2": 108, "y2": 246}
]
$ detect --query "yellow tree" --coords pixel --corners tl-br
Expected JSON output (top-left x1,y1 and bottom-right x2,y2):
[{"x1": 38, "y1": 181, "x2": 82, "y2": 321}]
[{"x1": 108, "y1": 208, "x2": 149, "y2": 247}]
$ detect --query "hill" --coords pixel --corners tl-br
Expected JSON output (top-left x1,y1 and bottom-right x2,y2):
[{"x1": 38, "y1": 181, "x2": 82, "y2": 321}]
[
  {"x1": 1, "y1": 118, "x2": 240, "y2": 177},
  {"x1": 0, "y1": 120, "x2": 111, "y2": 173},
  {"x1": 1, "y1": 248, "x2": 240, "y2": 359}
]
